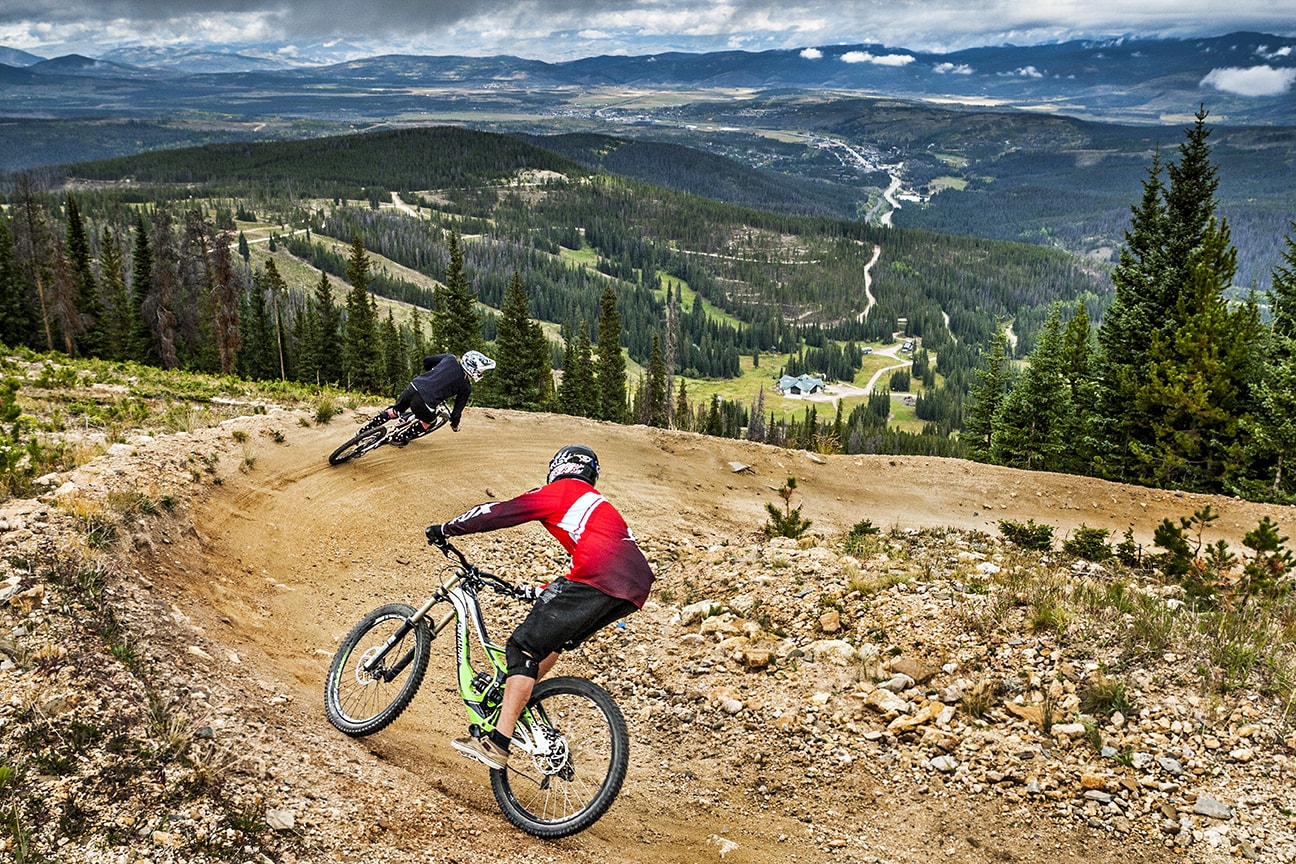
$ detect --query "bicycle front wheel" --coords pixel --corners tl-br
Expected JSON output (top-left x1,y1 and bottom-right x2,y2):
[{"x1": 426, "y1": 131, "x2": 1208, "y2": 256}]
[
  {"x1": 328, "y1": 428, "x2": 386, "y2": 465},
  {"x1": 324, "y1": 603, "x2": 431, "y2": 736},
  {"x1": 491, "y1": 676, "x2": 629, "y2": 838}
]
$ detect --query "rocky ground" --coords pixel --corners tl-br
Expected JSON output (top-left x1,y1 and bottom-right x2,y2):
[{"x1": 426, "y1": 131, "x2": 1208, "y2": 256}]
[{"x1": 2, "y1": 398, "x2": 1296, "y2": 864}]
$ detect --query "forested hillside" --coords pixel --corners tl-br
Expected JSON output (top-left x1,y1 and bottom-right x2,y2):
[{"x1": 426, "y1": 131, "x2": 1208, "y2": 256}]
[{"x1": 7, "y1": 118, "x2": 1293, "y2": 502}]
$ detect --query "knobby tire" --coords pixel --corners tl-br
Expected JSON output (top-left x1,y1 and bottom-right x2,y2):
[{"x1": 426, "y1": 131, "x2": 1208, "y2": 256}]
[
  {"x1": 324, "y1": 603, "x2": 431, "y2": 736},
  {"x1": 490, "y1": 676, "x2": 629, "y2": 838},
  {"x1": 328, "y1": 428, "x2": 387, "y2": 465}
]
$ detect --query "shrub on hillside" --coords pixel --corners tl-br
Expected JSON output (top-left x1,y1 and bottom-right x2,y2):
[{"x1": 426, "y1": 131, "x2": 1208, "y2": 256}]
[
  {"x1": 1062, "y1": 525, "x2": 1113, "y2": 562},
  {"x1": 998, "y1": 518, "x2": 1054, "y2": 551},
  {"x1": 765, "y1": 476, "x2": 812, "y2": 539}
]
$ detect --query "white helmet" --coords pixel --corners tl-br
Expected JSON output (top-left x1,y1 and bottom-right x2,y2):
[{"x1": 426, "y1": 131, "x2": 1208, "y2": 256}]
[{"x1": 460, "y1": 350, "x2": 496, "y2": 382}]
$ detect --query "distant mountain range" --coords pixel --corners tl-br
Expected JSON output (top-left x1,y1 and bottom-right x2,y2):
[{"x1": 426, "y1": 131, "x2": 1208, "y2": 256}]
[{"x1": 2, "y1": 32, "x2": 1294, "y2": 126}]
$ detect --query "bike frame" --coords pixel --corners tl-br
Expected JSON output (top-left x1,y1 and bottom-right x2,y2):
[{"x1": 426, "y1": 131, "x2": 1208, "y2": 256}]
[{"x1": 359, "y1": 552, "x2": 554, "y2": 759}]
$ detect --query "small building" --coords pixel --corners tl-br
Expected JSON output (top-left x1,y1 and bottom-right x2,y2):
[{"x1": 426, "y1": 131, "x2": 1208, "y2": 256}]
[{"x1": 777, "y1": 374, "x2": 825, "y2": 396}]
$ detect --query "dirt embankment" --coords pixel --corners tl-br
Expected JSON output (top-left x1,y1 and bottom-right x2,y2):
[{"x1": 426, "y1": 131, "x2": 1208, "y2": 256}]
[{"x1": 8, "y1": 404, "x2": 1296, "y2": 863}]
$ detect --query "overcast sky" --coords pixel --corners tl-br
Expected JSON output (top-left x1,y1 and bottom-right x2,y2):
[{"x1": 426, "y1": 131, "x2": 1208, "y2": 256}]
[{"x1": 2, "y1": 0, "x2": 1293, "y2": 61}]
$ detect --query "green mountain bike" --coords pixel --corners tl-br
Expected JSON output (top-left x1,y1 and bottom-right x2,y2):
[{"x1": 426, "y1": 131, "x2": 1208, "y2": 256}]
[{"x1": 323, "y1": 540, "x2": 630, "y2": 838}]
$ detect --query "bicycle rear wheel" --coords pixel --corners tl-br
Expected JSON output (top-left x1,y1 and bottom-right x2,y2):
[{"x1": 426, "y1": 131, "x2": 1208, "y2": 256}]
[
  {"x1": 490, "y1": 676, "x2": 629, "y2": 838},
  {"x1": 328, "y1": 428, "x2": 386, "y2": 465},
  {"x1": 324, "y1": 603, "x2": 431, "y2": 736}
]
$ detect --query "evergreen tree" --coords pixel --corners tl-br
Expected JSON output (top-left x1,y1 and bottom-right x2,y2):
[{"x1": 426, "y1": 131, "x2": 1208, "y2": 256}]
[
  {"x1": 64, "y1": 195, "x2": 104, "y2": 357},
  {"x1": 1242, "y1": 335, "x2": 1296, "y2": 502},
  {"x1": 674, "y1": 378, "x2": 691, "y2": 432},
  {"x1": 1131, "y1": 219, "x2": 1254, "y2": 491},
  {"x1": 13, "y1": 178, "x2": 58, "y2": 352},
  {"x1": 557, "y1": 322, "x2": 596, "y2": 417},
  {"x1": 962, "y1": 325, "x2": 1011, "y2": 461},
  {"x1": 1270, "y1": 222, "x2": 1296, "y2": 340},
  {"x1": 493, "y1": 272, "x2": 551, "y2": 410},
  {"x1": 433, "y1": 230, "x2": 482, "y2": 357},
  {"x1": 177, "y1": 207, "x2": 216, "y2": 371},
  {"x1": 380, "y1": 309, "x2": 407, "y2": 394},
  {"x1": 211, "y1": 228, "x2": 241, "y2": 375},
  {"x1": 1057, "y1": 301, "x2": 1097, "y2": 473},
  {"x1": 991, "y1": 305, "x2": 1070, "y2": 470},
  {"x1": 315, "y1": 270, "x2": 343, "y2": 384},
  {"x1": 664, "y1": 282, "x2": 679, "y2": 427},
  {"x1": 294, "y1": 297, "x2": 320, "y2": 385},
  {"x1": 261, "y1": 258, "x2": 288, "y2": 380},
  {"x1": 747, "y1": 384, "x2": 766, "y2": 442},
  {"x1": 407, "y1": 306, "x2": 430, "y2": 377},
  {"x1": 342, "y1": 236, "x2": 383, "y2": 393},
  {"x1": 0, "y1": 217, "x2": 30, "y2": 348},
  {"x1": 237, "y1": 266, "x2": 276, "y2": 381},
  {"x1": 148, "y1": 203, "x2": 181, "y2": 368},
  {"x1": 237, "y1": 230, "x2": 250, "y2": 264},
  {"x1": 1094, "y1": 108, "x2": 1224, "y2": 481},
  {"x1": 644, "y1": 333, "x2": 667, "y2": 428},
  {"x1": 129, "y1": 212, "x2": 155, "y2": 362},
  {"x1": 704, "y1": 395, "x2": 722, "y2": 436},
  {"x1": 594, "y1": 284, "x2": 628, "y2": 422},
  {"x1": 96, "y1": 227, "x2": 133, "y2": 362}
]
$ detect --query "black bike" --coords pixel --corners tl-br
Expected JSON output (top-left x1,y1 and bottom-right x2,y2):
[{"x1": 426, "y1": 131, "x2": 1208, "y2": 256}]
[
  {"x1": 323, "y1": 539, "x2": 630, "y2": 838},
  {"x1": 327, "y1": 402, "x2": 451, "y2": 465}
]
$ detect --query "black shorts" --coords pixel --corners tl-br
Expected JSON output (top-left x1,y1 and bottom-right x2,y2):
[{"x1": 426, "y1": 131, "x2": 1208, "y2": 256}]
[
  {"x1": 393, "y1": 385, "x2": 438, "y2": 424},
  {"x1": 511, "y1": 577, "x2": 636, "y2": 660}
]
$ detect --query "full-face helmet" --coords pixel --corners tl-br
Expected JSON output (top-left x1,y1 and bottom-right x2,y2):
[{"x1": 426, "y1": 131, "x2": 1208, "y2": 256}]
[
  {"x1": 547, "y1": 444, "x2": 600, "y2": 486},
  {"x1": 460, "y1": 350, "x2": 496, "y2": 382}
]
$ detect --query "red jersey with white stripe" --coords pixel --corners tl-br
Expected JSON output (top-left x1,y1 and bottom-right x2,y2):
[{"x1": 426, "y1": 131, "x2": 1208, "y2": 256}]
[{"x1": 442, "y1": 478, "x2": 655, "y2": 607}]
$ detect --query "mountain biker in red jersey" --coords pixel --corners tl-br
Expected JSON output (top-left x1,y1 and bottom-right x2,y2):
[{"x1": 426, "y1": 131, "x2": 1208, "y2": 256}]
[
  {"x1": 425, "y1": 444, "x2": 654, "y2": 769},
  {"x1": 361, "y1": 351, "x2": 495, "y2": 446}
]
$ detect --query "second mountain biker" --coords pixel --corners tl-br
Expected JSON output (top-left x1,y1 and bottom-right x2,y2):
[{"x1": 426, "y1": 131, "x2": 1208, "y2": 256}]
[{"x1": 361, "y1": 351, "x2": 495, "y2": 447}]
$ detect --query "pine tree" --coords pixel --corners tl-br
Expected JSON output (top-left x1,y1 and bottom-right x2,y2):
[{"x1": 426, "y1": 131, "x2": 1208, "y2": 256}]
[
  {"x1": 645, "y1": 334, "x2": 667, "y2": 427},
  {"x1": 64, "y1": 195, "x2": 104, "y2": 357},
  {"x1": 342, "y1": 236, "x2": 383, "y2": 393},
  {"x1": 1094, "y1": 108, "x2": 1225, "y2": 482},
  {"x1": 13, "y1": 178, "x2": 58, "y2": 352},
  {"x1": 991, "y1": 305, "x2": 1070, "y2": 470},
  {"x1": 674, "y1": 378, "x2": 691, "y2": 431},
  {"x1": 96, "y1": 227, "x2": 133, "y2": 362},
  {"x1": 433, "y1": 230, "x2": 482, "y2": 357},
  {"x1": 237, "y1": 266, "x2": 275, "y2": 381},
  {"x1": 1270, "y1": 223, "x2": 1296, "y2": 340},
  {"x1": 493, "y1": 272, "x2": 550, "y2": 410},
  {"x1": 317, "y1": 271, "x2": 343, "y2": 385},
  {"x1": 664, "y1": 282, "x2": 679, "y2": 427},
  {"x1": 237, "y1": 230, "x2": 250, "y2": 264},
  {"x1": 1057, "y1": 301, "x2": 1097, "y2": 473},
  {"x1": 380, "y1": 309, "x2": 407, "y2": 394},
  {"x1": 211, "y1": 228, "x2": 241, "y2": 375},
  {"x1": 1131, "y1": 219, "x2": 1253, "y2": 491},
  {"x1": 963, "y1": 325, "x2": 1011, "y2": 461},
  {"x1": 261, "y1": 258, "x2": 288, "y2": 380},
  {"x1": 0, "y1": 217, "x2": 31, "y2": 348},
  {"x1": 148, "y1": 203, "x2": 181, "y2": 368},
  {"x1": 557, "y1": 322, "x2": 596, "y2": 417},
  {"x1": 594, "y1": 285, "x2": 628, "y2": 423},
  {"x1": 129, "y1": 212, "x2": 155, "y2": 363},
  {"x1": 747, "y1": 384, "x2": 766, "y2": 442},
  {"x1": 407, "y1": 306, "x2": 430, "y2": 378},
  {"x1": 177, "y1": 207, "x2": 216, "y2": 371}
]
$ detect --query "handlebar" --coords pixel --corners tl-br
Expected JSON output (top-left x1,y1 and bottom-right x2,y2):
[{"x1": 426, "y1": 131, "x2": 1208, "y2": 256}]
[{"x1": 430, "y1": 536, "x2": 537, "y2": 602}]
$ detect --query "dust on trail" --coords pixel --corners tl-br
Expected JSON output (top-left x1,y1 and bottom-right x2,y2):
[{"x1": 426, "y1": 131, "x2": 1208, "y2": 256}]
[{"x1": 168, "y1": 406, "x2": 1292, "y2": 863}]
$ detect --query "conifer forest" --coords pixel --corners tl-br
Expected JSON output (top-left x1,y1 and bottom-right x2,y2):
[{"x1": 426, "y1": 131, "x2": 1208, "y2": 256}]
[{"x1": 3, "y1": 110, "x2": 1295, "y2": 502}]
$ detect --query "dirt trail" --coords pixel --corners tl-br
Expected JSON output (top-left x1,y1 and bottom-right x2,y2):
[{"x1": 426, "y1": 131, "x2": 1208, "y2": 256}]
[{"x1": 166, "y1": 406, "x2": 1296, "y2": 863}]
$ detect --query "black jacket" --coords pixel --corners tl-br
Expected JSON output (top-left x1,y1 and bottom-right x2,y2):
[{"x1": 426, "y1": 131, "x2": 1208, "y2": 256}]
[{"x1": 411, "y1": 354, "x2": 472, "y2": 426}]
